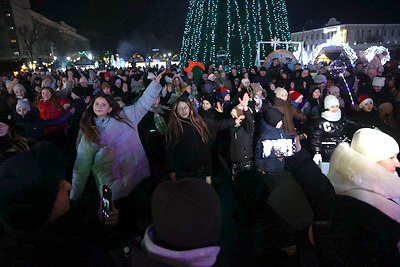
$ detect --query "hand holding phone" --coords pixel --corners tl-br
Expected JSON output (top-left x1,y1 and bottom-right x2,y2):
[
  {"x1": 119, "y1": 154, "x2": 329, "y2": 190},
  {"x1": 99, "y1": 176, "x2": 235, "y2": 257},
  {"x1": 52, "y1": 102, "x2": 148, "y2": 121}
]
[{"x1": 102, "y1": 185, "x2": 112, "y2": 219}]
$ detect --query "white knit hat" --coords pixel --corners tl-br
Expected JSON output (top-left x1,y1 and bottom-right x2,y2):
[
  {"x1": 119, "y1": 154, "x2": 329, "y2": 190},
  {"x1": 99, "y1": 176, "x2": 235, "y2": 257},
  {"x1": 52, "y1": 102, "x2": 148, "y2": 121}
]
[
  {"x1": 351, "y1": 128, "x2": 399, "y2": 162},
  {"x1": 324, "y1": 95, "x2": 339, "y2": 109},
  {"x1": 241, "y1": 78, "x2": 250, "y2": 85},
  {"x1": 16, "y1": 98, "x2": 31, "y2": 112},
  {"x1": 372, "y1": 77, "x2": 385, "y2": 87},
  {"x1": 274, "y1": 87, "x2": 288, "y2": 100},
  {"x1": 13, "y1": 84, "x2": 26, "y2": 94}
]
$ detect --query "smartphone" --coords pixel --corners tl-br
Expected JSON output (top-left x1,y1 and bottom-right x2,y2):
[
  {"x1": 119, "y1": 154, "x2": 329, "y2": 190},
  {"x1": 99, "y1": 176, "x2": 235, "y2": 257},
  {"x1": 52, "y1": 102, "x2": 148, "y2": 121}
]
[
  {"x1": 260, "y1": 138, "x2": 296, "y2": 159},
  {"x1": 102, "y1": 185, "x2": 112, "y2": 219}
]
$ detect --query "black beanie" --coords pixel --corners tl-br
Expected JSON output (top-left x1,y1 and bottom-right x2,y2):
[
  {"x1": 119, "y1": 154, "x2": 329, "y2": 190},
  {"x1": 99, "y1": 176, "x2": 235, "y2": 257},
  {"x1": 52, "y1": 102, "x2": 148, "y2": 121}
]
[
  {"x1": 264, "y1": 108, "x2": 284, "y2": 127},
  {"x1": 152, "y1": 178, "x2": 221, "y2": 250},
  {"x1": 202, "y1": 94, "x2": 215, "y2": 107},
  {"x1": 0, "y1": 142, "x2": 67, "y2": 233},
  {"x1": 71, "y1": 86, "x2": 86, "y2": 98},
  {"x1": 0, "y1": 112, "x2": 12, "y2": 126}
]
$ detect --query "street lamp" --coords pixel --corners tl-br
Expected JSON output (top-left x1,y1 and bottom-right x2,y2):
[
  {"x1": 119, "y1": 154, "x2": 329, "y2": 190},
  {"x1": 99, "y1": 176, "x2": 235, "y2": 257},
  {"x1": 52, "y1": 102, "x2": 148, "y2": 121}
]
[
  {"x1": 66, "y1": 57, "x2": 71, "y2": 61},
  {"x1": 168, "y1": 53, "x2": 172, "y2": 57},
  {"x1": 54, "y1": 56, "x2": 57, "y2": 60},
  {"x1": 163, "y1": 54, "x2": 167, "y2": 57}
]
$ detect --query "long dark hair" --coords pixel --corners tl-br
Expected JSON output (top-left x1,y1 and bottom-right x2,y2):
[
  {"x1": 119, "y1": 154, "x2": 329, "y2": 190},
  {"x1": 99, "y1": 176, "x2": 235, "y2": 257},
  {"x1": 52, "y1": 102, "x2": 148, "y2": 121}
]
[
  {"x1": 35, "y1": 87, "x2": 60, "y2": 106},
  {"x1": 80, "y1": 94, "x2": 133, "y2": 145},
  {"x1": 166, "y1": 97, "x2": 209, "y2": 144}
]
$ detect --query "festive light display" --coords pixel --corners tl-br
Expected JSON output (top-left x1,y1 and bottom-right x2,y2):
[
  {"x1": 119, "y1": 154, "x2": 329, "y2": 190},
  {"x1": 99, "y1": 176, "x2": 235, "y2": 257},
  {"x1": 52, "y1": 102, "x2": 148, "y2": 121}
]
[
  {"x1": 307, "y1": 39, "x2": 358, "y2": 66},
  {"x1": 364, "y1": 46, "x2": 390, "y2": 65},
  {"x1": 180, "y1": 0, "x2": 291, "y2": 68}
]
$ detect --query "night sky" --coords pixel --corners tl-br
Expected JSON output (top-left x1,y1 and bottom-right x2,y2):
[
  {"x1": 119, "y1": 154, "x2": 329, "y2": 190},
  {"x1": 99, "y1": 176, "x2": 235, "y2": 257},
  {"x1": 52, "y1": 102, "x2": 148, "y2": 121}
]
[{"x1": 31, "y1": 0, "x2": 400, "y2": 58}]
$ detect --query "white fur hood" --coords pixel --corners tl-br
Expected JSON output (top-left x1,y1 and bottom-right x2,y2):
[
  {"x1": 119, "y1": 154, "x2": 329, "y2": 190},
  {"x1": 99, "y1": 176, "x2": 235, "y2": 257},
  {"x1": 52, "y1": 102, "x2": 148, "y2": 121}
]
[{"x1": 328, "y1": 143, "x2": 400, "y2": 200}]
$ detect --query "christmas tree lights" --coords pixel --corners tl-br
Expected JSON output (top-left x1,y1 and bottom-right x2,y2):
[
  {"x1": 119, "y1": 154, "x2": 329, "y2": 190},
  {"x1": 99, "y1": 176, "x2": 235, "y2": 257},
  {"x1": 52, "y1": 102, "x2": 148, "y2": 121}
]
[{"x1": 180, "y1": 0, "x2": 291, "y2": 68}]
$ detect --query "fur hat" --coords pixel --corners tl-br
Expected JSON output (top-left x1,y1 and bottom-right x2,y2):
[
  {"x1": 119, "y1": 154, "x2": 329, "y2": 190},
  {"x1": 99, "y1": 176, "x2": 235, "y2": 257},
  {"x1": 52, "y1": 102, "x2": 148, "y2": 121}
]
[
  {"x1": 274, "y1": 87, "x2": 288, "y2": 100},
  {"x1": 324, "y1": 95, "x2": 339, "y2": 109},
  {"x1": 251, "y1": 83, "x2": 264, "y2": 95},
  {"x1": 314, "y1": 75, "x2": 327, "y2": 84},
  {"x1": 351, "y1": 128, "x2": 399, "y2": 162},
  {"x1": 264, "y1": 108, "x2": 284, "y2": 127},
  {"x1": 241, "y1": 78, "x2": 250, "y2": 85},
  {"x1": 358, "y1": 95, "x2": 373, "y2": 109},
  {"x1": 289, "y1": 91, "x2": 303, "y2": 103},
  {"x1": 152, "y1": 178, "x2": 221, "y2": 249},
  {"x1": 16, "y1": 99, "x2": 31, "y2": 112},
  {"x1": 328, "y1": 86, "x2": 340, "y2": 96},
  {"x1": 379, "y1": 102, "x2": 394, "y2": 114},
  {"x1": 372, "y1": 77, "x2": 385, "y2": 87},
  {"x1": 13, "y1": 84, "x2": 26, "y2": 94}
]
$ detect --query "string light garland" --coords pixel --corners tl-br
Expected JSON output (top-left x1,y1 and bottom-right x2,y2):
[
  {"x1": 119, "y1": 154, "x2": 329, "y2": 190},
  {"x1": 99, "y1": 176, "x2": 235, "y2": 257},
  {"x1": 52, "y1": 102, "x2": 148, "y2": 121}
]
[
  {"x1": 364, "y1": 46, "x2": 390, "y2": 65},
  {"x1": 180, "y1": 0, "x2": 291, "y2": 68},
  {"x1": 307, "y1": 39, "x2": 358, "y2": 66}
]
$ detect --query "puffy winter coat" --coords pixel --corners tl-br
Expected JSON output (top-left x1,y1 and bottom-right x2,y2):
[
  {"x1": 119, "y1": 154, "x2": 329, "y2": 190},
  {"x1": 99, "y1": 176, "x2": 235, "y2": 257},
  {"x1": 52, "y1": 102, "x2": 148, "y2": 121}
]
[
  {"x1": 70, "y1": 81, "x2": 162, "y2": 201},
  {"x1": 36, "y1": 98, "x2": 70, "y2": 134},
  {"x1": 272, "y1": 98, "x2": 307, "y2": 135},
  {"x1": 311, "y1": 113, "x2": 364, "y2": 161},
  {"x1": 312, "y1": 143, "x2": 400, "y2": 265}
]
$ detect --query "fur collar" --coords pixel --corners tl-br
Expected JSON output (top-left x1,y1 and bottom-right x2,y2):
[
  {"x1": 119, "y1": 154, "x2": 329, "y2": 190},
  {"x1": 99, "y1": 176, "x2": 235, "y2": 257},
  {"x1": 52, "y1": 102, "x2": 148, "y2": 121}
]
[
  {"x1": 328, "y1": 143, "x2": 400, "y2": 199},
  {"x1": 321, "y1": 109, "x2": 341, "y2": 122},
  {"x1": 328, "y1": 143, "x2": 400, "y2": 222},
  {"x1": 141, "y1": 226, "x2": 220, "y2": 267}
]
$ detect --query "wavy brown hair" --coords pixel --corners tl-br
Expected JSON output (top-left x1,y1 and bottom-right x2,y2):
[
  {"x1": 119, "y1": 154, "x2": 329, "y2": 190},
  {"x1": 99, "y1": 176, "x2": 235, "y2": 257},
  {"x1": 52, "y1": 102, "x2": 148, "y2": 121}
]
[
  {"x1": 35, "y1": 87, "x2": 60, "y2": 106},
  {"x1": 80, "y1": 94, "x2": 133, "y2": 145},
  {"x1": 166, "y1": 97, "x2": 209, "y2": 145}
]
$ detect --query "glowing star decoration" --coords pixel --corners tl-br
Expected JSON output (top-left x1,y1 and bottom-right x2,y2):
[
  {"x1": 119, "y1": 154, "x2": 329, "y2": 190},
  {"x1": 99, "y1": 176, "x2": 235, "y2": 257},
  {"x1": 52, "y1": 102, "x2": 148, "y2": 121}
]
[
  {"x1": 365, "y1": 46, "x2": 390, "y2": 65},
  {"x1": 329, "y1": 60, "x2": 355, "y2": 105},
  {"x1": 308, "y1": 39, "x2": 358, "y2": 66}
]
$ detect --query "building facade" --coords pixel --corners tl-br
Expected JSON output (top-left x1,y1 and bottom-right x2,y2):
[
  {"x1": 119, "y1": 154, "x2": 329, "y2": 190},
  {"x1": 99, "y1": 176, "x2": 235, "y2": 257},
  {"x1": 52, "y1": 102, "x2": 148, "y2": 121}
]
[
  {"x1": 0, "y1": 0, "x2": 89, "y2": 63},
  {"x1": 291, "y1": 18, "x2": 400, "y2": 61}
]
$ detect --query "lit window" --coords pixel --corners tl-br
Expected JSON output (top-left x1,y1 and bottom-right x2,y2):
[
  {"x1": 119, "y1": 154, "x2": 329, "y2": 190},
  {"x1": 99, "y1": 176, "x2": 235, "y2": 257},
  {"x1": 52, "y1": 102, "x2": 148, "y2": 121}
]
[
  {"x1": 5, "y1": 13, "x2": 11, "y2": 17},
  {"x1": 13, "y1": 51, "x2": 19, "y2": 56},
  {"x1": 10, "y1": 39, "x2": 17, "y2": 43},
  {"x1": 9, "y1": 26, "x2": 14, "y2": 30}
]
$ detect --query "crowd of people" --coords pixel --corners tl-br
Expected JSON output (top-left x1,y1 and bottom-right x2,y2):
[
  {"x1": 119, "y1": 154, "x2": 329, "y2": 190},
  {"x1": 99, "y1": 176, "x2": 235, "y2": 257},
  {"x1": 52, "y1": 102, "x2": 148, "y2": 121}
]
[{"x1": 1, "y1": 55, "x2": 400, "y2": 266}]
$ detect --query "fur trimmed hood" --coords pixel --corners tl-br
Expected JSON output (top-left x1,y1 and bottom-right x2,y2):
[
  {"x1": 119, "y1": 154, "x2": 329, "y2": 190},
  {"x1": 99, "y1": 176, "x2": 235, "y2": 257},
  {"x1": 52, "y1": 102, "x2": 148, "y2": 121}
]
[{"x1": 328, "y1": 143, "x2": 400, "y2": 199}]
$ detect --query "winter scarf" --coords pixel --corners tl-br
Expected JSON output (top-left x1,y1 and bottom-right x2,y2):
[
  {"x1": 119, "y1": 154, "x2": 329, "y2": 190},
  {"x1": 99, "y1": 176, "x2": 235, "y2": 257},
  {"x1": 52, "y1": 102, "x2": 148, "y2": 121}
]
[
  {"x1": 328, "y1": 143, "x2": 400, "y2": 223},
  {"x1": 141, "y1": 226, "x2": 220, "y2": 267},
  {"x1": 321, "y1": 109, "x2": 341, "y2": 122}
]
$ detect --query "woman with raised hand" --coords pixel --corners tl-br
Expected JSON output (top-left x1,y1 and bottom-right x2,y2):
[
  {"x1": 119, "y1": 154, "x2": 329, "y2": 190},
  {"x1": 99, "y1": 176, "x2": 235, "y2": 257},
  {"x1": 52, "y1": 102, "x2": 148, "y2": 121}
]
[{"x1": 70, "y1": 71, "x2": 165, "y2": 201}]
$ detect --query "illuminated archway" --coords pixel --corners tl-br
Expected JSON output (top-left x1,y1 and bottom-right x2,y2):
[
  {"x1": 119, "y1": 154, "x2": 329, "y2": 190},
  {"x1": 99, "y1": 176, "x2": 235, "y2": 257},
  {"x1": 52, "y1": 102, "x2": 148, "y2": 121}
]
[
  {"x1": 307, "y1": 39, "x2": 358, "y2": 66},
  {"x1": 364, "y1": 46, "x2": 390, "y2": 65}
]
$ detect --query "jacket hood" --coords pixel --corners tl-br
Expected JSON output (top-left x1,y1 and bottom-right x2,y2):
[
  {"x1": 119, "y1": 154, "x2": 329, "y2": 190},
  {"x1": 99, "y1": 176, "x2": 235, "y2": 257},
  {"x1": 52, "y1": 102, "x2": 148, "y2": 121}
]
[
  {"x1": 328, "y1": 143, "x2": 400, "y2": 199},
  {"x1": 142, "y1": 226, "x2": 220, "y2": 267}
]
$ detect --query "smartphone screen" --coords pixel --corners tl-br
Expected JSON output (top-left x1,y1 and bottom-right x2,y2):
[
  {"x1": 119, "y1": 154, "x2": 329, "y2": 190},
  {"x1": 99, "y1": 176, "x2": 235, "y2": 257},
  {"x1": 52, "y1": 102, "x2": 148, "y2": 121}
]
[
  {"x1": 260, "y1": 138, "x2": 295, "y2": 159},
  {"x1": 102, "y1": 185, "x2": 112, "y2": 219}
]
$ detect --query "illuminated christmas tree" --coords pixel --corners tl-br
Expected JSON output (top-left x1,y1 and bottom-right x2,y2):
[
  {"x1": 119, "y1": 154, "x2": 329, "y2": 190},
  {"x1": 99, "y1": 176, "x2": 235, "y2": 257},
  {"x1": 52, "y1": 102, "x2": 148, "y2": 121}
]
[{"x1": 180, "y1": 0, "x2": 291, "y2": 68}]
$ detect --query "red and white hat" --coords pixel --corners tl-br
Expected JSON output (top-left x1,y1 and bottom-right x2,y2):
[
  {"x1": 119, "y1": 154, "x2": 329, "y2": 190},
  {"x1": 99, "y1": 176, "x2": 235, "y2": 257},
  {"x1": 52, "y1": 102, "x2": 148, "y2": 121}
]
[
  {"x1": 358, "y1": 95, "x2": 373, "y2": 109},
  {"x1": 289, "y1": 91, "x2": 303, "y2": 103}
]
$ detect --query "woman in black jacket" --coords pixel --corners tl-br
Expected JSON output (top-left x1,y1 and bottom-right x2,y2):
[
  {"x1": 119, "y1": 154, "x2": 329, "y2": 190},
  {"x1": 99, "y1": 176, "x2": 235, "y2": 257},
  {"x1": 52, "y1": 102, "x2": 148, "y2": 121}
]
[{"x1": 227, "y1": 93, "x2": 255, "y2": 178}]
